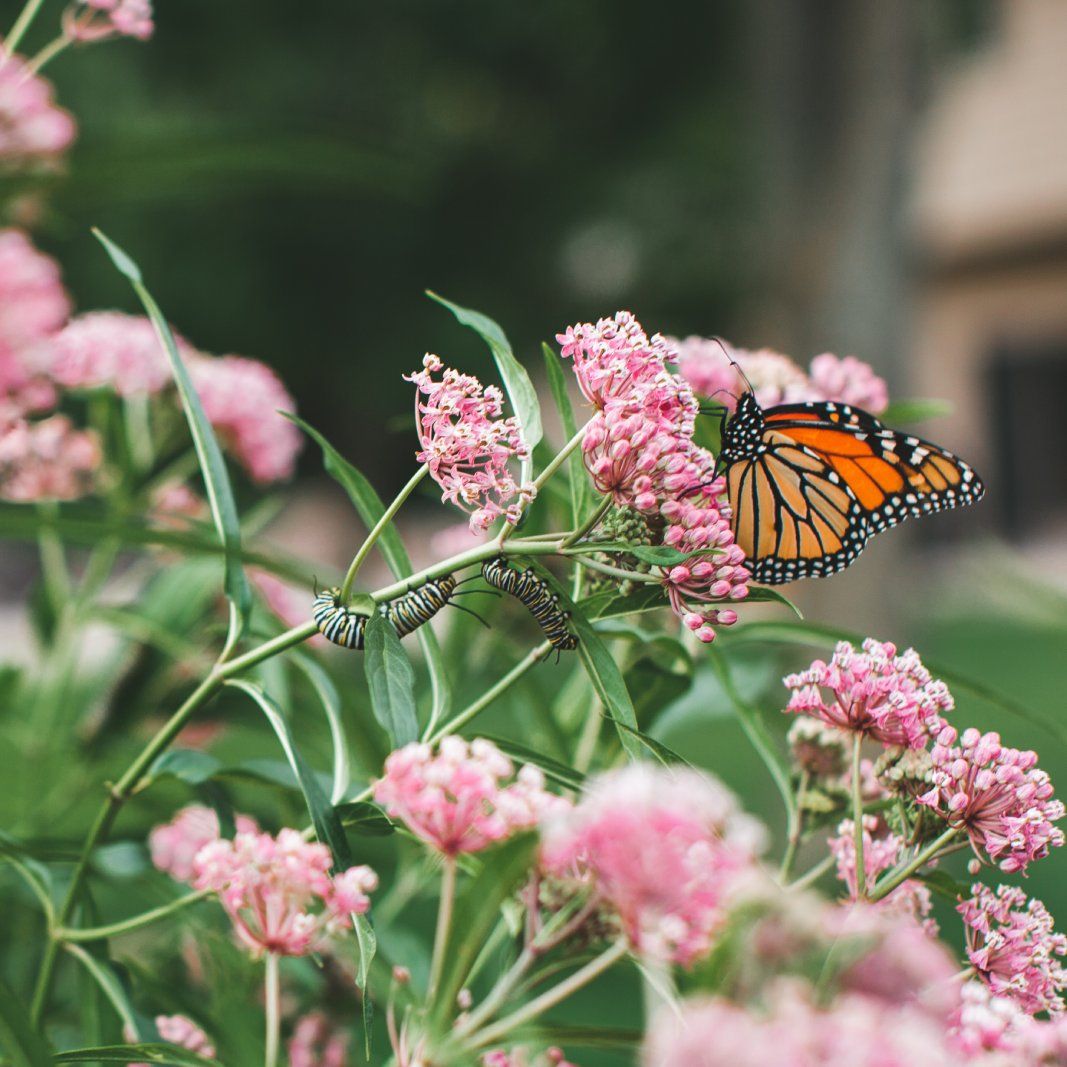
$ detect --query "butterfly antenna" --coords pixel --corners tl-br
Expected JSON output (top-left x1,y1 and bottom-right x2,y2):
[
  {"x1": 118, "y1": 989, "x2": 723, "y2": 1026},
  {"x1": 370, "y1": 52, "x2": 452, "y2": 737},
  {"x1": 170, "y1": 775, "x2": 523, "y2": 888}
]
[
  {"x1": 449, "y1": 602, "x2": 491, "y2": 629},
  {"x1": 711, "y1": 335, "x2": 755, "y2": 394}
]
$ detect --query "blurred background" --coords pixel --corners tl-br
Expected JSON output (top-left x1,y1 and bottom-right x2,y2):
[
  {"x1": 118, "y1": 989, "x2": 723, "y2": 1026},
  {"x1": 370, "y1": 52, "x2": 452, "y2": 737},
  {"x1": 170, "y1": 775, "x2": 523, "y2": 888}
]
[{"x1": 4, "y1": 0, "x2": 1067, "y2": 1060}]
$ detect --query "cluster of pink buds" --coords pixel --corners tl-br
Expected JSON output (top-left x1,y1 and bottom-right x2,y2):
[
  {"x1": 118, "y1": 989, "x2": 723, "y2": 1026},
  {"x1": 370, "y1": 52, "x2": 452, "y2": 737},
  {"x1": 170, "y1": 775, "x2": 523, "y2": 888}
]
[
  {"x1": 807, "y1": 352, "x2": 889, "y2": 412},
  {"x1": 63, "y1": 0, "x2": 154, "y2": 42},
  {"x1": 374, "y1": 737, "x2": 566, "y2": 856},
  {"x1": 958, "y1": 883, "x2": 1067, "y2": 1016},
  {"x1": 918, "y1": 727, "x2": 1065, "y2": 873},
  {"x1": 149, "y1": 804, "x2": 259, "y2": 884},
  {"x1": 0, "y1": 55, "x2": 76, "y2": 170},
  {"x1": 192, "y1": 828, "x2": 377, "y2": 958},
  {"x1": 483, "y1": 1048, "x2": 578, "y2": 1067},
  {"x1": 288, "y1": 1011, "x2": 349, "y2": 1067},
  {"x1": 128, "y1": 1015, "x2": 215, "y2": 1066},
  {"x1": 0, "y1": 411, "x2": 100, "y2": 502},
  {"x1": 540, "y1": 764, "x2": 764, "y2": 966},
  {"x1": 784, "y1": 638, "x2": 954, "y2": 749},
  {"x1": 406, "y1": 353, "x2": 533, "y2": 533}
]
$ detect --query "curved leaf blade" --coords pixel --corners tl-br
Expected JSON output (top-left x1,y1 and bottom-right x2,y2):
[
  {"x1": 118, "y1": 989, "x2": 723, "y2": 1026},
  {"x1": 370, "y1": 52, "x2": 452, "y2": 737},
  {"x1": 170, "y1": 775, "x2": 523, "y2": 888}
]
[
  {"x1": 364, "y1": 613, "x2": 419, "y2": 748},
  {"x1": 290, "y1": 652, "x2": 350, "y2": 804},
  {"x1": 54, "y1": 1045, "x2": 221, "y2": 1066},
  {"x1": 0, "y1": 975, "x2": 51, "y2": 1067}
]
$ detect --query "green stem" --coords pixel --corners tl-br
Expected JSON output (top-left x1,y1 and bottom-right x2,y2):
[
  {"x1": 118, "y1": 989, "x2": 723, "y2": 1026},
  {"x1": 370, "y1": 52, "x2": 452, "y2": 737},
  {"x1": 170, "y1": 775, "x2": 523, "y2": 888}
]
[
  {"x1": 788, "y1": 854, "x2": 835, "y2": 891},
  {"x1": 55, "y1": 889, "x2": 210, "y2": 942},
  {"x1": 463, "y1": 940, "x2": 628, "y2": 1051},
  {"x1": 560, "y1": 496, "x2": 611, "y2": 549},
  {"x1": 454, "y1": 946, "x2": 535, "y2": 1039},
  {"x1": 36, "y1": 501, "x2": 71, "y2": 614},
  {"x1": 851, "y1": 735, "x2": 866, "y2": 900},
  {"x1": 64, "y1": 943, "x2": 138, "y2": 1035},
  {"x1": 264, "y1": 952, "x2": 280, "y2": 1067},
  {"x1": 3, "y1": 0, "x2": 48, "y2": 58},
  {"x1": 426, "y1": 642, "x2": 549, "y2": 743},
  {"x1": 868, "y1": 827, "x2": 960, "y2": 902},
  {"x1": 23, "y1": 32, "x2": 70, "y2": 75},
  {"x1": 339, "y1": 465, "x2": 429, "y2": 602},
  {"x1": 567, "y1": 554, "x2": 660, "y2": 584},
  {"x1": 779, "y1": 771, "x2": 809, "y2": 882},
  {"x1": 427, "y1": 858, "x2": 456, "y2": 1002}
]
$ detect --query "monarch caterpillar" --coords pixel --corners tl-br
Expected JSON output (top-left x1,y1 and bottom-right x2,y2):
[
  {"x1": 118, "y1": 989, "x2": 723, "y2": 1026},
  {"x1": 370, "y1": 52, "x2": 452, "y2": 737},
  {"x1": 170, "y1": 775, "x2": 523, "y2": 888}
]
[
  {"x1": 312, "y1": 574, "x2": 459, "y2": 649},
  {"x1": 481, "y1": 557, "x2": 578, "y2": 652}
]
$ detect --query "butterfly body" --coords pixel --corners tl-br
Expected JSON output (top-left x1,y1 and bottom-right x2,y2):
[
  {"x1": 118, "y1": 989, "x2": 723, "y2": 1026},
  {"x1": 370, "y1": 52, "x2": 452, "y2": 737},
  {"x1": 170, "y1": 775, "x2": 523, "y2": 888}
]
[{"x1": 719, "y1": 392, "x2": 984, "y2": 585}]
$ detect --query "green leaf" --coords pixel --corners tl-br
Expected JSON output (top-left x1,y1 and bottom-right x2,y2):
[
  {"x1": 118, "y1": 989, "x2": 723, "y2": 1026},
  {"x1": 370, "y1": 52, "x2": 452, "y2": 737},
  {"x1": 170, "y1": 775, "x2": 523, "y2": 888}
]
[
  {"x1": 537, "y1": 1024, "x2": 643, "y2": 1051},
  {"x1": 743, "y1": 586, "x2": 803, "y2": 618},
  {"x1": 611, "y1": 721, "x2": 694, "y2": 768},
  {"x1": 542, "y1": 341, "x2": 590, "y2": 524},
  {"x1": 335, "y1": 801, "x2": 395, "y2": 836},
  {"x1": 428, "y1": 291, "x2": 543, "y2": 455},
  {"x1": 364, "y1": 613, "x2": 419, "y2": 748},
  {"x1": 478, "y1": 736, "x2": 585, "y2": 790},
  {"x1": 290, "y1": 652, "x2": 350, "y2": 805},
  {"x1": 54, "y1": 1045, "x2": 221, "y2": 1066},
  {"x1": 64, "y1": 945, "x2": 138, "y2": 1035},
  {"x1": 283, "y1": 412, "x2": 451, "y2": 727},
  {"x1": 707, "y1": 646, "x2": 795, "y2": 825},
  {"x1": 432, "y1": 835, "x2": 537, "y2": 1030},
  {"x1": 0, "y1": 975, "x2": 52, "y2": 1067},
  {"x1": 881, "y1": 398, "x2": 953, "y2": 425},
  {"x1": 94, "y1": 229, "x2": 251, "y2": 638},
  {"x1": 353, "y1": 912, "x2": 376, "y2": 1057},
  {"x1": 916, "y1": 868, "x2": 969, "y2": 903},
  {"x1": 149, "y1": 749, "x2": 222, "y2": 786},
  {"x1": 584, "y1": 586, "x2": 668, "y2": 620},
  {"x1": 224, "y1": 680, "x2": 352, "y2": 868}
]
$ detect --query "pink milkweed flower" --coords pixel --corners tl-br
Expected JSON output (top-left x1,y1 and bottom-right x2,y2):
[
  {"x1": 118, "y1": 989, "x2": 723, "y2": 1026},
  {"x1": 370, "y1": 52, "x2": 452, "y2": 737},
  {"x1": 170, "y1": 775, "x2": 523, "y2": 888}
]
[
  {"x1": 407, "y1": 353, "x2": 533, "y2": 533},
  {"x1": 783, "y1": 638, "x2": 954, "y2": 749},
  {"x1": 65, "y1": 0, "x2": 154, "y2": 41},
  {"x1": 374, "y1": 737, "x2": 567, "y2": 857},
  {"x1": 187, "y1": 353, "x2": 302, "y2": 483},
  {"x1": 540, "y1": 764, "x2": 764, "y2": 967},
  {"x1": 483, "y1": 1049, "x2": 578, "y2": 1067},
  {"x1": 127, "y1": 1014, "x2": 215, "y2": 1065},
  {"x1": 958, "y1": 883, "x2": 1067, "y2": 1017},
  {"x1": 47, "y1": 312, "x2": 193, "y2": 396},
  {"x1": 149, "y1": 804, "x2": 259, "y2": 885},
  {"x1": 918, "y1": 726, "x2": 1065, "y2": 873},
  {"x1": 673, "y1": 337, "x2": 808, "y2": 411},
  {"x1": 288, "y1": 1011, "x2": 349, "y2": 1067},
  {"x1": 0, "y1": 55, "x2": 76, "y2": 169},
  {"x1": 806, "y1": 353, "x2": 888, "y2": 413},
  {"x1": 643, "y1": 985, "x2": 969, "y2": 1067},
  {"x1": 192, "y1": 828, "x2": 376, "y2": 958},
  {"x1": 0, "y1": 411, "x2": 100, "y2": 502},
  {"x1": 0, "y1": 229, "x2": 69, "y2": 409},
  {"x1": 951, "y1": 979, "x2": 1033, "y2": 1057}
]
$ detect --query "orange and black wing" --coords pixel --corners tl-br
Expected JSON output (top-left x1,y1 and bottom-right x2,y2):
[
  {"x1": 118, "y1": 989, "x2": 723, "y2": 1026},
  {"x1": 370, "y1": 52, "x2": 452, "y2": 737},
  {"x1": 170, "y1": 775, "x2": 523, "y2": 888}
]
[{"x1": 727, "y1": 401, "x2": 984, "y2": 584}]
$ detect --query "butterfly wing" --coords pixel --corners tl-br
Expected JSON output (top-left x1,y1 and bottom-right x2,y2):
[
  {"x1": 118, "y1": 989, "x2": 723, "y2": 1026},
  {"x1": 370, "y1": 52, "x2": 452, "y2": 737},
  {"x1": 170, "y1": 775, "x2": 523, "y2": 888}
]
[{"x1": 725, "y1": 401, "x2": 985, "y2": 584}]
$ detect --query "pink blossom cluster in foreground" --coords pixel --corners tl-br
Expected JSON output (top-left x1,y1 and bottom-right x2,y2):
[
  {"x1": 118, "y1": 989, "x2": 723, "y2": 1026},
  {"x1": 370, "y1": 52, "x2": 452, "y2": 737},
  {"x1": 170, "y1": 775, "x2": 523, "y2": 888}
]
[
  {"x1": 407, "y1": 353, "x2": 533, "y2": 532},
  {"x1": 149, "y1": 804, "x2": 259, "y2": 884},
  {"x1": 374, "y1": 737, "x2": 566, "y2": 856},
  {"x1": 675, "y1": 336, "x2": 889, "y2": 414},
  {"x1": 128, "y1": 1015, "x2": 215, "y2": 1066},
  {"x1": 540, "y1": 764, "x2": 764, "y2": 966},
  {"x1": 191, "y1": 828, "x2": 377, "y2": 957},
  {"x1": 784, "y1": 638, "x2": 954, "y2": 749},
  {"x1": 66, "y1": 0, "x2": 155, "y2": 41},
  {"x1": 919, "y1": 726, "x2": 1066, "y2": 874},
  {"x1": 288, "y1": 1011, "x2": 349, "y2": 1067},
  {"x1": 557, "y1": 312, "x2": 751, "y2": 641},
  {"x1": 959, "y1": 883, "x2": 1067, "y2": 1016},
  {"x1": 0, "y1": 56, "x2": 76, "y2": 169},
  {"x1": 483, "y1": 1048, "x2": 578, "y2": 1067}
]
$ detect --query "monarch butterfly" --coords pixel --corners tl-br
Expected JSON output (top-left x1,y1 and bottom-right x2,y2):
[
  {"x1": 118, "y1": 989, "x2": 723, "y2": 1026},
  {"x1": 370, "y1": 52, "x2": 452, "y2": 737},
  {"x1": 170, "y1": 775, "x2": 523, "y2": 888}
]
[
  {"x1": 312, "y1": 574, "x2": 459, "y2": 649},
  {"x1": 481, "y1": 557, "x2": 578, "y2": 652},
  {"x1": 717, "y1": 391, "x2": 985, "y2": 585}
]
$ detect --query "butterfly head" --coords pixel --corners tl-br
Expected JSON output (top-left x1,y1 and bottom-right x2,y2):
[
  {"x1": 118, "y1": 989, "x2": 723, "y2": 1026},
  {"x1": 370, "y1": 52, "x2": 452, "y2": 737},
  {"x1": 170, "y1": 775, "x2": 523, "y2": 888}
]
[{"x1": 720, "y1": 390, "x2": 766, "y2": 459}]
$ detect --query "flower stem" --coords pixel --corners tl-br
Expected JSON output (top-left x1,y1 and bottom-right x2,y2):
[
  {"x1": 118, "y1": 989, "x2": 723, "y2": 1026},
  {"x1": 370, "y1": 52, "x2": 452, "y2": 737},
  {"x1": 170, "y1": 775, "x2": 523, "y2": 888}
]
[
  {"x1": 779, "y1": 770, "x2": 809, "y2": 882},
  {"x1": 340, "y1": 465, "x2": 429, "y2": 602},
  {"x1": 23, "y1": 32, "x2": 71, "y2": 75},
  {"x1": 427, "y1": 858, "x2": 457, "y2": 1002},
  {"x1": 463, "y1": 940, "x2": 628, "y2": 1051},
  {"x1": 3, "y1": 0, "x2": 48, "y2": 59},
  {"x1": 55, "y1": 889, "x2": 210, "y2": 942},
  {"x1": 788, "y1": 854, "x2": 834, "y2": 891},
  {"x1": 567, "y1": 554, "x2": 660, "y2": 584},
  {"x1": 560, "y1": 496, "x2": 611, "y2": 549},
  {"x1": 454, "y1": 947, "x2": 535, "y2": 1039},
  {"x1": 851, "y1": 735, "x2": 866, "y2": 900},
  {"x1": 868, "y1": 826, "x2": 960, "y2": 902},
  {"x1": 264, "y1": 952, "x2": 281, "y2": 1067}
]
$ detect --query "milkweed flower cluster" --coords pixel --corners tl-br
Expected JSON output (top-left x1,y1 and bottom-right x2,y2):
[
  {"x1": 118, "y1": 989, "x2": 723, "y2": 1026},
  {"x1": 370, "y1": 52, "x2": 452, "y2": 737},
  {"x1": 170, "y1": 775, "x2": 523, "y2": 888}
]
[
  {"x1": 784, "y1": 638, "x2": 954, "y2": 749},
  {"x1": 958, "y1": 883, "x2": 1067, "y2": 1016},
  {"x1": 65, "y1": 0, "x2": 154, "y2": 41},
  {"x1": 540, "y1": 764, "x2": 764, "y2": 966},
  {"x1": 483, "y1": 1048, "x2": 578, "y2": 1067},
  {"x1": 643, "y1": 985, "x2": 967, "y2": 1067},
  {"x1": 0, "y1": 411, "x2": 100, "y2": 501},
  {"x1": 374, "y1": 737, "x2": 566, "y2": 856},
  {"x1": 149, "y1": 804, "x2": 259, "y2": 884},
  {"x1": 191, "y1": 828, "x2": 377, "y2": 958},
  {"x1": 952, "y1": 979, "x2": 1067, "y2": 1060},
  {"x1": 673, "y1": 336, "x2": 889, "y2": 415},
  {"x1": 288, "y1": 1011, "x2": 349, "y2": 1067},
  {"x1": 918, "y1": 727, "x2": 1065, "y2": 873},
  {"x1": 0, "y1": 55, "x2": 76, "y2": 169},
  {"x1": 557, "y1": 312, "x2": 751, "y2": 641},
  {"x1": 188, "y1": 354, "x2": 302, "y2": 483},
  {"x1": 407, "y1": 353, "x2": 533, "y2": 532},
  {"x1": 128, "y1": 1015, "x2": 215, "y2": 1066}
]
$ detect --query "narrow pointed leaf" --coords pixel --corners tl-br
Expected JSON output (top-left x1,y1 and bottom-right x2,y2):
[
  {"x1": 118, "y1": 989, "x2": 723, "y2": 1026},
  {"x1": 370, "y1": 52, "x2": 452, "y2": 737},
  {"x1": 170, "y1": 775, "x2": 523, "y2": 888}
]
[
  {"x1": 291, "y1": 652, "x2": 350, "y2": 804},
  {"x1": 364, "y1": 613, "x2": 419, "y2": 747},
  {"x1": 94, "y1": 229, "x2": 251, "y2": 634},
  {"x1": 54, "y1": 1045, "x2": 221, "y2": 1066},
  {"x1": 542, "y1": 342, "x2": 590, "y2": 523},
  {"x1": 0, "y1": 975, "x2": 51, "y2": 1067},
  {"x1": 335, "y1": 801, "x2": 394, "y2": 836},
  {"x1": 479, "y1": 735, "x2": 585, "y2": 789}
]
